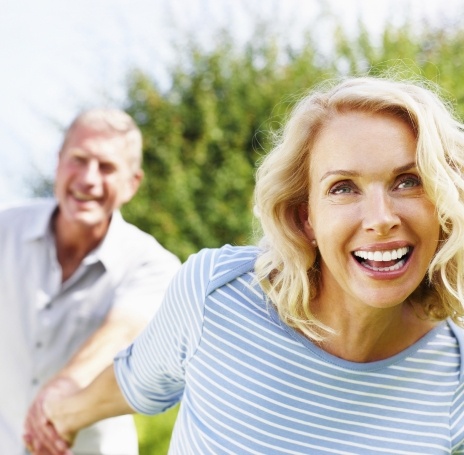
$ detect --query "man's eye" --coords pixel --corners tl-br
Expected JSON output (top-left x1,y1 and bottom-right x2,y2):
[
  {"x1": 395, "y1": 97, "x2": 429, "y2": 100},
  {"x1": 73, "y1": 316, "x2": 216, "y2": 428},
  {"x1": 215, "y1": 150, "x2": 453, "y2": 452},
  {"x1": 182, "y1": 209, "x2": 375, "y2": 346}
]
[
  {"x1": 72, "y1": 156, "x2": 86, "y2": 164},
  {"x1": 100, "y1": 163, "x2": 115, "y2": 173}
]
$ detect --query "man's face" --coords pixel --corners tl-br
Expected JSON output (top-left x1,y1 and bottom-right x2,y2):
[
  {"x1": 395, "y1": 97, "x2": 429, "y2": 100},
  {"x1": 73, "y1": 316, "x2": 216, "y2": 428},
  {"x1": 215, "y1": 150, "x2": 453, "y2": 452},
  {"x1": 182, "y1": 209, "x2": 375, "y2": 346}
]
[{"x1": 54, "y1": 122, "x2": 141, "y2": 229}]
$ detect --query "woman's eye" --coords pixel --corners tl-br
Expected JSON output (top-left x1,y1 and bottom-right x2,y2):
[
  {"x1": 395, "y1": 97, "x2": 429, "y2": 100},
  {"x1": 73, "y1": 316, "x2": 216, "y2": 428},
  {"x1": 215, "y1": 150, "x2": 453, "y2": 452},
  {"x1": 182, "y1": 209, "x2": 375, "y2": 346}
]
[
  {"x1": 396, "y1": 174, "x2": 421, "y2": 189},
  {"x1": 329, "y1": 182, "x2": 355, "y2": 195}
]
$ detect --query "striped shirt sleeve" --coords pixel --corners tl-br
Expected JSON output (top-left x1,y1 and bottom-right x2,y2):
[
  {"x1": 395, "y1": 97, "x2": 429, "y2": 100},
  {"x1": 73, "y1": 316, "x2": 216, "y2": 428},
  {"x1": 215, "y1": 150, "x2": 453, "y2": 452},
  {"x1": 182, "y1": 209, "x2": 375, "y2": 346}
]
[{"x1": 114, "y1": 247, "x2": 218, "y2": 414}]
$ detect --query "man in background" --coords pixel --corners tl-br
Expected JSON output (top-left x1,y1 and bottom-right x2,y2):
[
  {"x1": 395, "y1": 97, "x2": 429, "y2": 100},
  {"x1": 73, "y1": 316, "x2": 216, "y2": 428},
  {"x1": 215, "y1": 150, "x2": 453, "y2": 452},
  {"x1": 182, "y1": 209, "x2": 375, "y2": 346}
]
[{"x1": 0, "y1": 108, "x2": 180, "y2": 454}]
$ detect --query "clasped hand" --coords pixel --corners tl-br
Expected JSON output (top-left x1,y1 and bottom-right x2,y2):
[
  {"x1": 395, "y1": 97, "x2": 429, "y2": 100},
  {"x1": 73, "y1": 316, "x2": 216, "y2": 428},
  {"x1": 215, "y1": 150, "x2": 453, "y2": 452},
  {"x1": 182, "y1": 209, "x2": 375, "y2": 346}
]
[{"x1": 23, "y1": 378, "x2": 78, "y2": 455}]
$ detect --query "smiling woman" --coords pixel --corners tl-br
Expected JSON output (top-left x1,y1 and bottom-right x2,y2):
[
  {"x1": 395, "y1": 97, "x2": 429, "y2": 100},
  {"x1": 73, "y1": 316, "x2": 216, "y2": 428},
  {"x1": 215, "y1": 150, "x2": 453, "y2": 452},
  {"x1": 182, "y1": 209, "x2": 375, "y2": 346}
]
[
  {"x1": 32, "y1": 76, "x2": 464, "y2": 455},
  {"x1": 298, "y1": 110, "x2": 440, "y2": 359},
  {"x1": 254, "y1": 78, "x2": 464, "y2": 346}
]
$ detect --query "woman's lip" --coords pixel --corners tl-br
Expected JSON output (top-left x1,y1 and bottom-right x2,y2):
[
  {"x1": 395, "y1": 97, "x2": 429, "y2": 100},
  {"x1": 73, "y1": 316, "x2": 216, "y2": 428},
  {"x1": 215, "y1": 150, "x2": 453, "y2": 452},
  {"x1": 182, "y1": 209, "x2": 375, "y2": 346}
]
[{"x1": 351, "y1": 241, "x2": 411, "y2": 252}]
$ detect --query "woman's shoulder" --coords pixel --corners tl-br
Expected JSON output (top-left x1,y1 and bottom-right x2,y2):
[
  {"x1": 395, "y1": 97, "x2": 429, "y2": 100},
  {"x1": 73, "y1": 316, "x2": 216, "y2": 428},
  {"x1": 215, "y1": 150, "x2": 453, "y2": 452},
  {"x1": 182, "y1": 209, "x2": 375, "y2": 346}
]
[
  {"x1": 184, "y1": 244, "x2": 260, "y2": 295},
  {"x1": 447, "y1": 319, "x2": 464, "y2": 380}
]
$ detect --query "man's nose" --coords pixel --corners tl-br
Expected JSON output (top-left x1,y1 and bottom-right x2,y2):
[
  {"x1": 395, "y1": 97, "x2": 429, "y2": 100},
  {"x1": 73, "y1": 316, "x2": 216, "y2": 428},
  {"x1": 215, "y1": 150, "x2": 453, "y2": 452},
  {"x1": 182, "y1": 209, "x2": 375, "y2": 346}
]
[{"x1": 80, "y1": 161, "x2": 101, "y2": 185}]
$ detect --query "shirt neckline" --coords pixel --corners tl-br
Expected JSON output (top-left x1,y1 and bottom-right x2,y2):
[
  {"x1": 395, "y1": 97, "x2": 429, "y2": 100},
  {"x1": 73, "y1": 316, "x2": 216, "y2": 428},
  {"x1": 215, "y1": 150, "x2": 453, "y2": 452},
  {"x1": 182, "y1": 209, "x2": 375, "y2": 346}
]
[{"x1": 268, "y1": 303, "x2": 448, "y2": 372}]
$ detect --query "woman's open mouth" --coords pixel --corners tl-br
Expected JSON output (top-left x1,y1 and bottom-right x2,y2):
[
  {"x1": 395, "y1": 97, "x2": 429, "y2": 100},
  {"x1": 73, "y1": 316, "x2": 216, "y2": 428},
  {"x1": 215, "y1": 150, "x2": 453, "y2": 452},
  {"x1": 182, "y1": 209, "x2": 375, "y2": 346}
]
[{"x1": 353, "y1": 246, "x2": 412, "y2": 272}]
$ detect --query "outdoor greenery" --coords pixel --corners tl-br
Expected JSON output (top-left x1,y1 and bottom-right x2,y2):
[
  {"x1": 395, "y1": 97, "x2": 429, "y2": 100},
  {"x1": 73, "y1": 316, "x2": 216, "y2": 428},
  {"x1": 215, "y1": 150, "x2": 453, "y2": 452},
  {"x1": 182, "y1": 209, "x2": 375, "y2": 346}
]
[
  {"x1": 135, "y1": 406, "x2": 179, "y2": 455},
  {"x1": 116, "y1": 13, "x2": 464, "y2": 452},
  {"x1": 121, "y1": 19, "x2": 464, "y2": 266},
  {"x1": 121, "y1": 29, "x2": 332, "y2": 262}
]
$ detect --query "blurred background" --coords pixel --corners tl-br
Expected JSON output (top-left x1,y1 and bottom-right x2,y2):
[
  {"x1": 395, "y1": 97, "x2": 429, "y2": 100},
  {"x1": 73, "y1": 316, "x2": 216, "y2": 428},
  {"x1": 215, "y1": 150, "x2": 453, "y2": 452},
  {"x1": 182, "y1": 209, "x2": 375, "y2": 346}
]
[
  {"x1": 2, "y1": 0, "x2": 462, "y2": 203},
  {"x1": 3, "y1": 0, "x2": 464, "y2": 451}
]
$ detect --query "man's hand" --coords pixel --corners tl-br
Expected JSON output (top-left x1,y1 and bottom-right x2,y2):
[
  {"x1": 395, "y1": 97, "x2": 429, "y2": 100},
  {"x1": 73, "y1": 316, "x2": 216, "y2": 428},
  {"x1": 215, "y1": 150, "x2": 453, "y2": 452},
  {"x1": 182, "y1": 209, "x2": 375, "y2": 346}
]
[{"x1": 23, "y1": 377, "x2": 78, "y2": 455}]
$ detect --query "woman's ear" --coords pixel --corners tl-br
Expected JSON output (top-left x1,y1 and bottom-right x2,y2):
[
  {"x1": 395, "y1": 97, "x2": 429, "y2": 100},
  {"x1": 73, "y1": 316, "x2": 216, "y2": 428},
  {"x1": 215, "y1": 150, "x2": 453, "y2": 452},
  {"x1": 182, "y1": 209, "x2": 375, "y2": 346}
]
[{"x1": 298, "y1": 203, "x2": 315, "y2": 241}]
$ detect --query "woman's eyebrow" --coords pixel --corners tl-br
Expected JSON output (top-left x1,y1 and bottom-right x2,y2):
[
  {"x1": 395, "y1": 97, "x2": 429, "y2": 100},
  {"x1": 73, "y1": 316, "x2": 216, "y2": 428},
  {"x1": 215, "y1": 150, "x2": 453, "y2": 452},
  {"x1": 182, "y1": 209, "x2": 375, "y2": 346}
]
[
  {"x1": 320, "y1": 162, "x2": 417, "y2": 182},
  {"x1": 320, "y1": 170, "x2": 358, "y2": 182}
]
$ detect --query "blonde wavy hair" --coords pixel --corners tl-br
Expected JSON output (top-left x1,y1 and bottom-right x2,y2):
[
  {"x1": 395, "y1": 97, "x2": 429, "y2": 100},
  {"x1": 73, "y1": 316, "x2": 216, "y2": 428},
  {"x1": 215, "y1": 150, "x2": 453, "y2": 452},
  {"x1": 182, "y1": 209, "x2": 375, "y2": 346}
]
[{"x1": 254, "y1": 76, "x2": 464, "y2": 341}]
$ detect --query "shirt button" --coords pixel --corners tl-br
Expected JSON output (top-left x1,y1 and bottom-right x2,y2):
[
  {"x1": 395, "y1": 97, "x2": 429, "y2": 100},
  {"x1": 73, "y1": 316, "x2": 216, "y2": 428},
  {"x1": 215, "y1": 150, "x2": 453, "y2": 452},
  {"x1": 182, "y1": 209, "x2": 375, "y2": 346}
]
[
  {"x1": 35, "y1": 341, "x2": 42, "y2": 348},
  {"x1": 32, "y1": 378, "x2": 39, "y2": 386}
]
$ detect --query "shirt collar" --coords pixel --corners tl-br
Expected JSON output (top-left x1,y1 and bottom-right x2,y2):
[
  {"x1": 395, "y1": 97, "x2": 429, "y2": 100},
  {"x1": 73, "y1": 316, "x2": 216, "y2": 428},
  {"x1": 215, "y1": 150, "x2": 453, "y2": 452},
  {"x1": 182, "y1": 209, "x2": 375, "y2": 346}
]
[
  {"x1": 90, "y1": 210, "x2": 127, "y2": 272},
  {"x1": 23, "y1": 199, "x2": 58, "y2": 242},
  {"x1": 22, "y1": 199, "x2": 128, "y2": 274}
]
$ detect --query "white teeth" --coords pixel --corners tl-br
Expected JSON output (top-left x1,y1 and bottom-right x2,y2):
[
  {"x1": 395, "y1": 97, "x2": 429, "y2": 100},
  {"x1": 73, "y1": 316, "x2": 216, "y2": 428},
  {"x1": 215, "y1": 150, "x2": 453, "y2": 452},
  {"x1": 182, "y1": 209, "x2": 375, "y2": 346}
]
[
  {"x1": 363, "y1": 259, "x2": 406, "y2": 272},
  {"x1": 373, "y1": 251, "x2": 382, "y2": 261},
  {"x1": 354, "y1": 247, "x2": 409, "y2": 262}
]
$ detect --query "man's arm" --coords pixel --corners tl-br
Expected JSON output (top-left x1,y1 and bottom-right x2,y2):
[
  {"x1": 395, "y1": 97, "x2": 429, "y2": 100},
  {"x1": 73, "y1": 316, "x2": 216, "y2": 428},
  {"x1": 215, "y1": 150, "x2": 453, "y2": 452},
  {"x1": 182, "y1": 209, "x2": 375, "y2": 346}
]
[
  {"x1": 30, "y1": 364, "x2": 131, "y2": 455},
  {"x1": 50, "y1": 306, "x2": 147, "y2": 387},
  {"x1": 23, "y1": 306, "x2": 147, "y2": 454}
]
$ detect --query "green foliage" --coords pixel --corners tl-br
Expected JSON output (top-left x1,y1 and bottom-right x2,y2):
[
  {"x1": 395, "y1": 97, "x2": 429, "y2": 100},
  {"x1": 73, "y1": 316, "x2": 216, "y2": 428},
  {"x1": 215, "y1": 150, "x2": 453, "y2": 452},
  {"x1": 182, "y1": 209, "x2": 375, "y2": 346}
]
[
  {"x1": 122, "y1": 29, "x2": 332, "y2": 261},
  {"x1": 135, "y1": 406, "x2": 179, "y2": 455},
  {"x1": 121, "y1": 18, "x2": 464, "y2": 263},
  {"x1": 333, "y1": 19, "x2": 464, "y2": 113}
]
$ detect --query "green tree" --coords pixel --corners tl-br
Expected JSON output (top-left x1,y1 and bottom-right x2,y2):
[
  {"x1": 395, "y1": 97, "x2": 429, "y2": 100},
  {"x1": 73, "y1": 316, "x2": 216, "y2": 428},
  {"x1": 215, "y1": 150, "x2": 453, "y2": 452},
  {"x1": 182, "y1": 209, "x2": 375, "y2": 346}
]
[
  {"x1": 123, "y1": 18, "x2": 464, "y2": 264},
  {"x1": 334, "y1": 18, "x2": 464, "y2": 113},
  {"x1": 122, "y1": 29, "x2": 333, "y2": 261}
]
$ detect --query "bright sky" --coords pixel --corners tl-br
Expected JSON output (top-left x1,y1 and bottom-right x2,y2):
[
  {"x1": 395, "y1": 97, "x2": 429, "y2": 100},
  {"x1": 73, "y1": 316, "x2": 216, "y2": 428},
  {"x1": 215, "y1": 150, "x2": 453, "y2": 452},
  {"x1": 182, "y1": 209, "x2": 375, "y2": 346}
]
[{"x1": 1, "y1": 0, "x2": 462, "y2": 203}]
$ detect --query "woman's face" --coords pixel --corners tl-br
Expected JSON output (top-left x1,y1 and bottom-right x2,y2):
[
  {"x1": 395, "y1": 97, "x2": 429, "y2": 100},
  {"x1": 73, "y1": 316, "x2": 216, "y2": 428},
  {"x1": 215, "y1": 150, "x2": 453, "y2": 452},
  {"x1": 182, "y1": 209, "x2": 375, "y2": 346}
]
[{"x1": 301, "y1": 111, "x2": 440, "y2": 311}]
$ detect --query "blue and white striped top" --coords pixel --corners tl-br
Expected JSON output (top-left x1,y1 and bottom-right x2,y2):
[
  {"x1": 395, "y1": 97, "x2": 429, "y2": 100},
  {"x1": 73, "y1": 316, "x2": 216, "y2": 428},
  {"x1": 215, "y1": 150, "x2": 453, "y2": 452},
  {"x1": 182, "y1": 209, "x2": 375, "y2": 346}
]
[{"x1": 114, "y1": 245, "x2": 464, "y2": 454}]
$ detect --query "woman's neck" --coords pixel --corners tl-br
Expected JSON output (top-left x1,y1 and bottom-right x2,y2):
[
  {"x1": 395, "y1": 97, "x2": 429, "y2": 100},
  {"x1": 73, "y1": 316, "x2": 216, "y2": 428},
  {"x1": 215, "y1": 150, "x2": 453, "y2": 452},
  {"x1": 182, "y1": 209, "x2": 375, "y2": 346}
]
[{"x1": 312, "y1": 299, "x2": 438, "y2": 362}]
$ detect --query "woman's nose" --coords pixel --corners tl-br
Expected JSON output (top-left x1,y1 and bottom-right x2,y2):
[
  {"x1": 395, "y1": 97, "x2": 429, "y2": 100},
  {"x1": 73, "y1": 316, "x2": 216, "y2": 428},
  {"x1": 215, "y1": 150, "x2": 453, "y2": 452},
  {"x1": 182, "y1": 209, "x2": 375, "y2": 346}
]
[{"x1": 362, "y1": 189, "x2": 400, "y2": 236}]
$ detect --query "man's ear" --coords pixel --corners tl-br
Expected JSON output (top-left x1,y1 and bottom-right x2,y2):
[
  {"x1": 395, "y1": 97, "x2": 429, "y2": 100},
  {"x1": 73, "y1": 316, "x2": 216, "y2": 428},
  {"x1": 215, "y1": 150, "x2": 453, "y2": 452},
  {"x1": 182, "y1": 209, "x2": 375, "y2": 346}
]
[
  {"x1": 122, "y1": 169, "x2": 144, "y2": 205},
  {"x1": 131, "y1": 169, "x2": 144, "y2": 195},
  {"x1": 298, "y1": 203, "x2": 315, "y2": 241}
]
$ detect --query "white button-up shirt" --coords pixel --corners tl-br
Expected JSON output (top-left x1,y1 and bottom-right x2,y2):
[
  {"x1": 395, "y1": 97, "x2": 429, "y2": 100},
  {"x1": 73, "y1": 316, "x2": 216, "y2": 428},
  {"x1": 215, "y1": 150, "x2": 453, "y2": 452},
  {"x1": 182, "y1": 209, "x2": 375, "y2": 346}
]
[{"x1": 0, "y1": 199, "x2": 181, "y2": 454}]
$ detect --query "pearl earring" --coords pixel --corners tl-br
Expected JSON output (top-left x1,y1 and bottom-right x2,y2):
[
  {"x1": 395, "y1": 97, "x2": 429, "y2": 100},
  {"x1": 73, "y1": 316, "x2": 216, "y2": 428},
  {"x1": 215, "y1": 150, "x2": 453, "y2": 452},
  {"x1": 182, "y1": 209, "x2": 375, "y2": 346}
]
[{"x1": 311, "y1": 239, "x2": 317, "y2": 248}]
